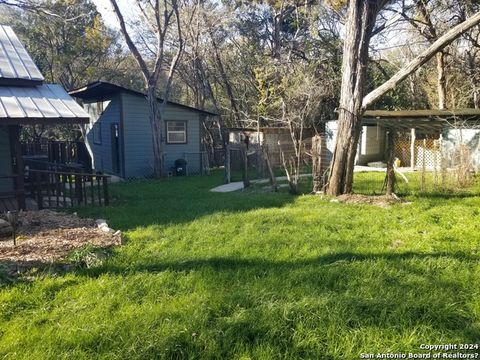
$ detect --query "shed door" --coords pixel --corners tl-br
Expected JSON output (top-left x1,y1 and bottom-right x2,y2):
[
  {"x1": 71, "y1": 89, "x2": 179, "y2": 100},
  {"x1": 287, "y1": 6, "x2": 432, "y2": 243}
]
[{"x1": 111, "y1": 123, "x2": 120, "y2": 174}]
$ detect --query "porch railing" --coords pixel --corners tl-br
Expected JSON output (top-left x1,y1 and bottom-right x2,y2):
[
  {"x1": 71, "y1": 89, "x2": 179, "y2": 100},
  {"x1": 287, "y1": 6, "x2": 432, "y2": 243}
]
[
  {"x1": 26, "y1": 170, "x2": 110, "y2": 209},
  {"x1": 22, "y1": 140, "x2": 92, "y2": 172}
]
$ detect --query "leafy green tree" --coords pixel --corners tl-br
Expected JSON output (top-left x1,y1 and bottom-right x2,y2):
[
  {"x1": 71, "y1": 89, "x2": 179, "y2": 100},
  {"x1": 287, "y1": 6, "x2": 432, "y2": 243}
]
[
  {"x1": 0, "y1": 0, "x2": 119, "y2": 151},
  {"x1": 5, "y1": 0, "x2": 118, "y2": 89}
]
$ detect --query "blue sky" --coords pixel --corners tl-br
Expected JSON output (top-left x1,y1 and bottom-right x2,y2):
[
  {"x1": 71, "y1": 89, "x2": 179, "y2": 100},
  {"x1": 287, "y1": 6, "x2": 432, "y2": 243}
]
[{"x1": 91, "y1": 0, "x2": 129, "y2": 30}]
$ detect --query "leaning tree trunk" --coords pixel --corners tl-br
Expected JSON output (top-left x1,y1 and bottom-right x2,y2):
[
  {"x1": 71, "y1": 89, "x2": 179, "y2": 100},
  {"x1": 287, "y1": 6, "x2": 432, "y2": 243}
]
[
  {"x1": 79, "y1": 124, "x2": 95, "y2": 169},
  {"x1": 326, "y1": 0, "x2": 379, "y2": 196}
]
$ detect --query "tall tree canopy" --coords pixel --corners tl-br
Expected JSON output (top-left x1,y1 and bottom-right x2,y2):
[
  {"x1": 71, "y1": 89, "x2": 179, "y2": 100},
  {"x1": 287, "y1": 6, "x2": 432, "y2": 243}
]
[{"x1": 1, "y1": 0, "x2": 119, "y2": 89}]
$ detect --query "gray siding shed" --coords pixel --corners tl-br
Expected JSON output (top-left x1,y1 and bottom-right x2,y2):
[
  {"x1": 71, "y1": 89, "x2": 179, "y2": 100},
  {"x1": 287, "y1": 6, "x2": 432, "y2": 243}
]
[
  {"x1": 122, "y1": 92, "x2": 202, "y2": 178},
  {"x1": 75, "y1": 82, "x2": 211, "y2": 179}
]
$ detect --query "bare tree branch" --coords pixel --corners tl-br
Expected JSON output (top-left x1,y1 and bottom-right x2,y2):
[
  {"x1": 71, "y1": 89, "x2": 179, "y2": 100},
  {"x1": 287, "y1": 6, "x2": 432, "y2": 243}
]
[{"x1": 363, "y1": 11, "x2": 480, "y2": 109}]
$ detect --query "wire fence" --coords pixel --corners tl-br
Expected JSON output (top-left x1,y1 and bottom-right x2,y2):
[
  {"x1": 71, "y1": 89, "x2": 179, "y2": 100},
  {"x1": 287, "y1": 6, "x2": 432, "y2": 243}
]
[
  {"x1": 217, "y1": 128, "x2": 480, "y2": 195},
  {"x1": 352, "y1": 168, "x2": 478, "y2": 196}
]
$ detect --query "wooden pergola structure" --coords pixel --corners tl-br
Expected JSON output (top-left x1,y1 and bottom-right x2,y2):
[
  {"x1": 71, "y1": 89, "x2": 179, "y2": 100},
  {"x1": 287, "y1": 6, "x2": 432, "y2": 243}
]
[{"x1": 361, "y1": 109, "x2": 480, "y2": 194}]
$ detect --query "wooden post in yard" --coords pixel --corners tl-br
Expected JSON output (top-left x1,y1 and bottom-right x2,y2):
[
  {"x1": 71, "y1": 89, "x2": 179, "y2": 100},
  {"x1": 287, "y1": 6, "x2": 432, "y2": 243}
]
[
  {"x1": 262, "y1": 144, "x2": 277, "y2": 192},
  {"x1": 312, "y1": 135, "x2": 326, "y2": 193},
  {"x1": 103, "y1": 176, "x2": 109, "y2": 206},
  {"x1": 410, "y1": 128, "x2": 416, "y2": 171},
  {"x1": 386, "y1": 130, "x2": 396, "y2": 195},
  {"x1": 224, "y1": 144, "x2": 231, "y2": 184},
  {"x1": 421, "y1": 138, "x2": 426, "y2": 191},
  {"x1": 35, "y1": 171, "x2": 43, "y2": 210},
  {"x1": 241, "y1": 143, "x2": 250, "y2": 188}
]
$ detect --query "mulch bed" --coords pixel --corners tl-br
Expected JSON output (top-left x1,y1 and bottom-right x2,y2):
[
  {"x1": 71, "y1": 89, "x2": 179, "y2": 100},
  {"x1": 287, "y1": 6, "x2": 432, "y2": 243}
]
[
  {"x1": 336, "y1": 194, "x2": 406, "y2": 208},
  {"x1": 0, "y1": 210, "x2": 121, "y2": 265}
]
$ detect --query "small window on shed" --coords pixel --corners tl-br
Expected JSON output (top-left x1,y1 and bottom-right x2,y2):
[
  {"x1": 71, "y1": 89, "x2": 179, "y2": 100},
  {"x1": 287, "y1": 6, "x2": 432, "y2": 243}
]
[{"x1": 166, "y1": 121, "x2": 187, "y2": 144}]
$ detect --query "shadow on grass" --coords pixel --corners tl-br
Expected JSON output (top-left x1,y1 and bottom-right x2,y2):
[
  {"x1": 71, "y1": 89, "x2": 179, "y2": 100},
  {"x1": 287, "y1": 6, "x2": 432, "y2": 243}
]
[
  {"x1": 89, "y1": 251, "x2": 480, "y2": 275},
  {"x1": 75, "y1": 174, "x2": 296, "y2": 231},
  {"x1": 2, "y1": 250, "x2": 480, "y2": 357},
  {"x1": 79, "y1": 251, "x2": 480, "y2": 344}
]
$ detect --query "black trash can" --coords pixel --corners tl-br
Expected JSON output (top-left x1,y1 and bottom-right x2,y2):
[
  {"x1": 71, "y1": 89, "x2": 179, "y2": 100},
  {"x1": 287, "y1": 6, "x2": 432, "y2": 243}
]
[{"x1": 174, "y1": 158, "x2": 187, "y2": 176}]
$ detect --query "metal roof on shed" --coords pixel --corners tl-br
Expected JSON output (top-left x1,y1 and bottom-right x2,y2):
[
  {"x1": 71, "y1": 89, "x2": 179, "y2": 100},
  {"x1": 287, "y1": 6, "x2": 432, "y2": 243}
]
[
  {"x1": 362, "y1": 109, "x2": 480, "y2": 132},
  {"x1": 0, "y1": 25, "x2": 44, "y2": 86},
  {"x1": 363, "y1": 109, "x2": 480, "y2": 118},
  {"x1": 0, "y1": 84, "x2": 89, "y2": 124}
]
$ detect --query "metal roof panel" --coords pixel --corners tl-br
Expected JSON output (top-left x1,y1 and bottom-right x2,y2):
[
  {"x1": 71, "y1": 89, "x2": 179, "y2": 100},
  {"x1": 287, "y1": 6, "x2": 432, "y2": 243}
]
[
  {"x1": 0, "y1": 25, "x2": 44, "y2": 84},
  {"x1": 0, "y1": 84, "x2": 89, "y2": 124}
]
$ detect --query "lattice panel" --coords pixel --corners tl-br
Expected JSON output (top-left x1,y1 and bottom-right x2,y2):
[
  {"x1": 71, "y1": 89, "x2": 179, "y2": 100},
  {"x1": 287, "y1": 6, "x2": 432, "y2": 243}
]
[{"x1": 394, "y1": 136, "x2": 441, "y2": 168}]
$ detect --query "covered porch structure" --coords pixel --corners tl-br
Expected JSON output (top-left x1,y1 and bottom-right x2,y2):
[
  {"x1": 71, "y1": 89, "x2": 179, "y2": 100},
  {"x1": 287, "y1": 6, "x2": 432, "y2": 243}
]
[
  {"x1": 0, "y1": 85, "x2": 91, "y2": 211},
  {"x1": 0, "y1": 24, "x2": 105, "y2": 211}
]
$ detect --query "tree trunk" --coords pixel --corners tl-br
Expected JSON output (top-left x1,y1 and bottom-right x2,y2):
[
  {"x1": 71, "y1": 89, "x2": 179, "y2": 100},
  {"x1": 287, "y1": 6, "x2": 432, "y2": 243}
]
[
  {"x1": 326, "y1": 0, "x2": 379, "y2": 196},
  {"x1": 263, "y1": 145, "x2": 277, "y2": 192},
  {"x1": 79, "y1": 124, "x2": 95, "y2": 170},
  {"x1": 326, "y1": 7, "x2": 480, "y2": 196},
  {"x1": 467, "y1": 52, "x2": 480, "y2": 109},
  {"x1": 474, "y1": 88, "x2": 479, "y2": 109},
  {"x1": 109, "y1": 0, "x2": 183, "y2": 179},
  {"x1": 386, "y1": 130, "x2": 396, "y2": 195},
  {"x1": 147, "y1": 86, "x2": 165, "y2": 178},
  {"x1": 206, "y1": 20, "x2": 242, "y2": 127}
]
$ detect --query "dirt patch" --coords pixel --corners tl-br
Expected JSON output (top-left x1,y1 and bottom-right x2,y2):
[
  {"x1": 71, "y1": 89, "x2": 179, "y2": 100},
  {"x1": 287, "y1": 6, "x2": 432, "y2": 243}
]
[
  {"x1": 0, "y1": 210, "x2": 121, "y2": 265},
  {"x1": 336, "y1": 194, "x2": 405, "y2": 208}
]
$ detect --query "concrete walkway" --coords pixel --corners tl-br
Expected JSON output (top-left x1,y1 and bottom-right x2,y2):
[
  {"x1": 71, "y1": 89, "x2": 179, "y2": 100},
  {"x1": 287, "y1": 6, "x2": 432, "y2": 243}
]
[
  {"x1": 210, "y1": 182, "x2": 246, "y2": 193},
  {"x1": 210, "y1": 174, "x2": 311, "y2": 193}
]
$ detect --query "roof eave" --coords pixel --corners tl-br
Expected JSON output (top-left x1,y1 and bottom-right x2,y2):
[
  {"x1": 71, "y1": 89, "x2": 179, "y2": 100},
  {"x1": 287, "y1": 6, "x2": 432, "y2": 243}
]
[
  {"x1": 0, "y1": 78, "x2": 44, "y2": 87},
  {"x1": 69, "y1": 81, "x2": 219, "y2": 117},
  {"x1": 363, "y1": 109, "x2": 480, "y2": 119},
  {"x1": 0, "y1": 117, "x2": 89, "y2": 125}
]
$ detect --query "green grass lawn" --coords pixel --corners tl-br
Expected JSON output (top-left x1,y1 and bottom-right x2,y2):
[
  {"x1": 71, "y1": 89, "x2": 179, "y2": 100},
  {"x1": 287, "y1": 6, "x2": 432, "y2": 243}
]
[{"x1": 1, "y1": 172, "x2": 480, "y2": 359}]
